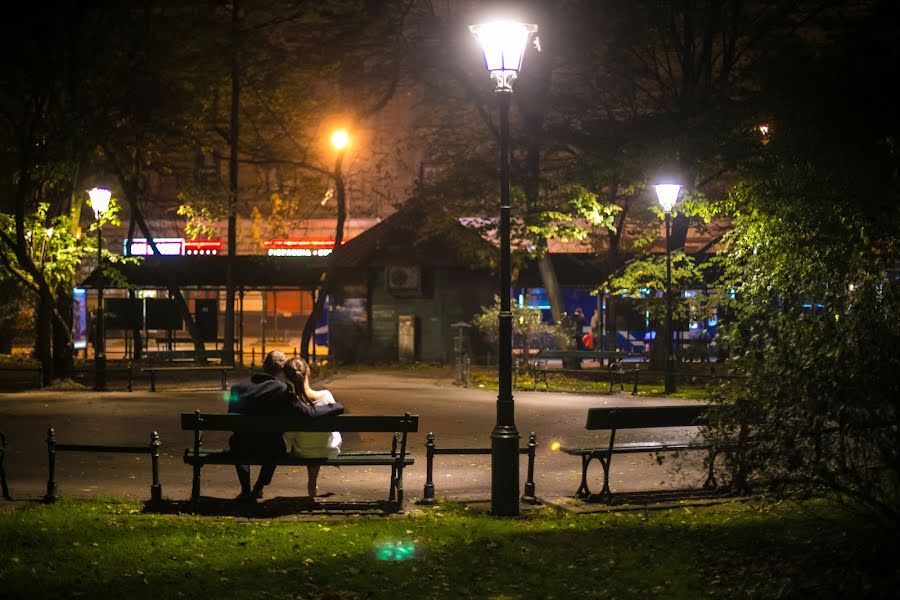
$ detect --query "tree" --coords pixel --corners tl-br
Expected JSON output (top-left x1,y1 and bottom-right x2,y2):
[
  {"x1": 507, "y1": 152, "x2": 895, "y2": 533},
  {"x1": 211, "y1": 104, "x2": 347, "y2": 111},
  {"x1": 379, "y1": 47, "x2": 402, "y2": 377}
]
[{"x1": 708, "y1": 0, "x2": 900, "y2": 523}]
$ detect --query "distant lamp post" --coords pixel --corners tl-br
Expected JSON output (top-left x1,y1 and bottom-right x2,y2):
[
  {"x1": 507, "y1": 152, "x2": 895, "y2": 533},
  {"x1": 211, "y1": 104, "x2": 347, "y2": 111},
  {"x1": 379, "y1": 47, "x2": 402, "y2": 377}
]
[
  {"x1": 88, "y1": 187, "x2": 111, "y2": 391},
  {"x1": 654, "y1": 183, "x2": 681, "y2": 394},
  {"x1": 471, "y1": 18, "x2": 537, "y2": 517}
]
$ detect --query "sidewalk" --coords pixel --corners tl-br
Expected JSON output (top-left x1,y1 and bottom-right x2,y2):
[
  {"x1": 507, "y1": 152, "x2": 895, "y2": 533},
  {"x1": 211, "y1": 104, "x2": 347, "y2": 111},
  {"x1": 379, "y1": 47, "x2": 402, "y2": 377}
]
[{"x1": 0, "y1": 369, "x2": 711, "y2": 510}]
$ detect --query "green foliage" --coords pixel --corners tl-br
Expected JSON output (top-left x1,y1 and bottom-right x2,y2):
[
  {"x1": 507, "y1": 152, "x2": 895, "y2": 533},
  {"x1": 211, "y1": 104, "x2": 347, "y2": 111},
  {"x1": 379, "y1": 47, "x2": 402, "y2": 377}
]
[
  {"x1": 525, "y1": 183, "x2": 622, "y2": 253},
  {"x1": 472, "y1": 296, "x2": 573, "y2": 351},
  {"x1": 605, "y1": 251, "x2": 708, "y2": 325},
  {"x1": 710, "y1": 175, "x2": 900, "y2": 522}
]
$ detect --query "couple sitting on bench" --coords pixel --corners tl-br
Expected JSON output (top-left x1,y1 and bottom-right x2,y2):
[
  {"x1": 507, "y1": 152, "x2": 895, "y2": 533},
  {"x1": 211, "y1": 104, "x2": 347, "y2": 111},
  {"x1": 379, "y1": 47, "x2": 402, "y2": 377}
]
[{"x1": 228, "y1": 350, "x2": 343, "y2": 502}]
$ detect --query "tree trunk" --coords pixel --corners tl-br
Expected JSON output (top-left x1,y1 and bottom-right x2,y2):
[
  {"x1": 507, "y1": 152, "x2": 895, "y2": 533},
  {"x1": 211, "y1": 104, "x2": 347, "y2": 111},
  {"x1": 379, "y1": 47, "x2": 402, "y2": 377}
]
[
  {"x1": 300, "y1": 151, "x2": 346, "y2": 361},
  {"x1": 52, "y1": 289, "x2": 74, "y2": 376},
  {"x1": 36, "y1": 293, "x2": 53, "y2": 385},
  {"x1": 223, "y1": 0, "x2": 241, "y2": 366},
  {"x1": 107, "y1": 147, "x2": 208, "y2": 362}
]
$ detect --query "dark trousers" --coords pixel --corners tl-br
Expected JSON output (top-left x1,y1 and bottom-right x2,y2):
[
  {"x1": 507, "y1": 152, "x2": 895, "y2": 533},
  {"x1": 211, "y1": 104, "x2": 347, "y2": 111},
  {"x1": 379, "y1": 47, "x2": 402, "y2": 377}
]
[
  {"x1": 235, "y1": 463, "x2": 277, "y2": 493},
  {"x1": 230, "y1": 433, "x2": 286, "y2": 492}
]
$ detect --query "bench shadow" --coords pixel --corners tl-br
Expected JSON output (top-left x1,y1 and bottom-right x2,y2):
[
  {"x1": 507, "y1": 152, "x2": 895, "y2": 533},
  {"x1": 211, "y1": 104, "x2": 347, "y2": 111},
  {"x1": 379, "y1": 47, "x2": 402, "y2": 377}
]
[
  {"x1": 143, "y1": 496, "x2": 401, "y2": 517},
  {"x1": 584, "y1": 487, "x2": 734, "y2": 507}
]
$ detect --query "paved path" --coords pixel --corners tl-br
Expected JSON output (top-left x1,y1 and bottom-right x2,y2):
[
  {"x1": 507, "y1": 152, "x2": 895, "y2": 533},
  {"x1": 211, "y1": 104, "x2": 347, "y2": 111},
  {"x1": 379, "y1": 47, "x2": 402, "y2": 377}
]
[{"x1": 0, "y1": 370, "x2": 709, "y2": 508}]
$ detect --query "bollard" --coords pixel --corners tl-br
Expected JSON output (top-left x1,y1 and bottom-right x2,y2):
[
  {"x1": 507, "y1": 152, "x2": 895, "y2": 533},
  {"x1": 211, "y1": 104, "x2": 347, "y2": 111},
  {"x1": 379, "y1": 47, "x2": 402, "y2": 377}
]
[
  {"x1": 521, "y1": 432, "x2": 538, "y2": 504},
  {"x1": 420, "y1": 432, "x2": 437, "y2": 505},
  {"x1": 149, "y1": 431, "x2": 162, "y2": 503},
  {"x1": 45, "y1": 427, "x2": 57, "y2": 503}
]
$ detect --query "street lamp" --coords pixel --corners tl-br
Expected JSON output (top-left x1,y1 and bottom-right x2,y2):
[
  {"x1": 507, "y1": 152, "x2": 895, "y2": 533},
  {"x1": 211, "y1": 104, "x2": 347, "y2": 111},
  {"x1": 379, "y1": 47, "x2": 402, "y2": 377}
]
[
  {"x1": 654, "y1": 183, "x2": 680, "y2": 394},
  {"x1": 471, "y1": 18, "x2": 537, "y2": 517},
  {"x1": 88, "y1": 187, "x2": 111, "y2": 391}
]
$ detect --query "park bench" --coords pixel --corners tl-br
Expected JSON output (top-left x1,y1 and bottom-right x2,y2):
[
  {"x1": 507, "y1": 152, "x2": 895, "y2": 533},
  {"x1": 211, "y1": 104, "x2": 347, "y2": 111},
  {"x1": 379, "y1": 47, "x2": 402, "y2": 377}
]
[
  {"x1": 146, "y1": 349, "x2": 225, "y2": 362},
  {"x1": 142, "y1": 364, "x2": 233, "y2": 392},
  {"x1": 531, "y1": 350, "x2": 639, "y2": 392},
  {"x1": 561, "y1": 405, "x2": 717, "y2": 502},
  {"x1": 181, "y1": 412, "x2": 418, "y2": 510}
]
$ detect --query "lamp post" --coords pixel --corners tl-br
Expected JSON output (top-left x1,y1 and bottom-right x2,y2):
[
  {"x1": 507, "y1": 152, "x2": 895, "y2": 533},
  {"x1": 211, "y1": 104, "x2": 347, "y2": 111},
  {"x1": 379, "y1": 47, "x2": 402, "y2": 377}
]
[
  {"x1": 471, "y1": 19, "x2": 537, "y2": 517},
  {"x1": 654, "y1": 183, "x2": 681, "y2": 394},
  {"x1": 88, "y1": 187, "x2": 111, "y2": 391}
]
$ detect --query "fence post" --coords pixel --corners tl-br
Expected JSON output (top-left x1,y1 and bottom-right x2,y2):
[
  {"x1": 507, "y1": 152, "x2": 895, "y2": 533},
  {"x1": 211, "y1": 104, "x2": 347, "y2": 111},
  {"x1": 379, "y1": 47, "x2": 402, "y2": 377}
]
[
  {"x1": 127, "y1": 361, "x2": 133, "y2": 392},
  {"x1": 521, "y1": 432, "x2": 538, "y2": 504},
  {"x1": 38, "y1": 364, "x2": 44, "y2": 389},
  {"x1": 631, "y1": 366, "x2": 639, "y2": 396},
  {"x1": 45, "y1": 427, "x2": 57, "y2": 503},
  {"x1": 1, "y1": 432, "x2": 10, "y2": 500},
  {"x1": 149, "y1": 431, "x2": 162, "y2": 503},
  {"x1": 250, "y1": 348, "x2": 256, "y2": 371},
  {"x1": 419, "y1": 432, "x2": 436, "y2": 505}
]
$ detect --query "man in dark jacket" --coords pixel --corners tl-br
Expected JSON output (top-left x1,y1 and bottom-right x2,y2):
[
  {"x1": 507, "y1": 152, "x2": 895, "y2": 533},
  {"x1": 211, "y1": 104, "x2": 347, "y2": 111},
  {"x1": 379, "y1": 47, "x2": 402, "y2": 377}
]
[{"x1": 228, "y1": 350, "x2": 344, "y2": 501}]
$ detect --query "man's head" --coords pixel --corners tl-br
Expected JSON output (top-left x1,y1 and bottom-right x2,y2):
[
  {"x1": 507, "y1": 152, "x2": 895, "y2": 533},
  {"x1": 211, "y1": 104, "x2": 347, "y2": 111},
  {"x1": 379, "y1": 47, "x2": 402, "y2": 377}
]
[{"x1": 262, "y1": 350, "x2": 287, "y2": 376}]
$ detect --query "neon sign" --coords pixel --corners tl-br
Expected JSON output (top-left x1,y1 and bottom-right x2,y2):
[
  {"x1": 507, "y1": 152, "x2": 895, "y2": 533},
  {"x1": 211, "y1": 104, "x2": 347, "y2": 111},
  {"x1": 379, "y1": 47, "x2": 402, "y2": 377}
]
[
  {"x1": 262, "y1": 239, "x2": 343, "y2": 257},
  {"x1": 184, "y1": 240, "x2": 222, "y2": 255},
  {"x1": 124, "y1": 238, "x2": 184, "y2": 256}
]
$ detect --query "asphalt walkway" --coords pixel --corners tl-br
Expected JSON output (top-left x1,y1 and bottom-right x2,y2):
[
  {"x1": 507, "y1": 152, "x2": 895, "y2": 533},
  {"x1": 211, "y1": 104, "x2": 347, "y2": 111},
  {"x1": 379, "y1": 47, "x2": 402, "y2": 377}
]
[{"x1": 0, "y1": 369, "x2": 710, "y2": 510}]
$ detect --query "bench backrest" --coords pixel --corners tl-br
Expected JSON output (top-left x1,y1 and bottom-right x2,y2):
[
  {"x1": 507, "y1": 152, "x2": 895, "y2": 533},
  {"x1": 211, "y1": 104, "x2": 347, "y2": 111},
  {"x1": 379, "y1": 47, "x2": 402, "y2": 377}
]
[
  {"x1": 181, "y1": 412, "x2": 419, "y2": 434},
  {"x1": 585, "y1": 405, "x2": 708, "y2": 430}
]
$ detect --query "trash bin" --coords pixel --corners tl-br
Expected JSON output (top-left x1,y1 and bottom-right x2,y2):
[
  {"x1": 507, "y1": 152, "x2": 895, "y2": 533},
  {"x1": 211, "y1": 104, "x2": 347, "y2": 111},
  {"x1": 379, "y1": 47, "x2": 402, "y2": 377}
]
[{"x1": 398, "y1": 315, "x2": 417, "y2": 363}]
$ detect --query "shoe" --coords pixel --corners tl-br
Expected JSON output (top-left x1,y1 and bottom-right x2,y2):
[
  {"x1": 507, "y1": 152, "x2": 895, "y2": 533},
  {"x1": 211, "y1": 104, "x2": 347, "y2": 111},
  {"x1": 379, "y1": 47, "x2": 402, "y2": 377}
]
[
  {"x1": 235, "y1": 490, "x2": 253, "y2": 502},
  {"x1": 249, "y1": 487, "x2": 264, "y2": 501}
]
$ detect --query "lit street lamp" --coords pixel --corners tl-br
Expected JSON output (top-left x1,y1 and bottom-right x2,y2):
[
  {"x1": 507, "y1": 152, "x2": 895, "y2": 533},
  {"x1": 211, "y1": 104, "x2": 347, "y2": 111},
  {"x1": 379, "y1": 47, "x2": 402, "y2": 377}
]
[
  {"x1": 654, "y1": 183, "x2": 681, "y2": 394},
  {"x1": 88, "y1": 187, "x2": 111, "y2": 391},
  {"x1": 470, "y1": 18, "x2": 537, "y2": 517}
]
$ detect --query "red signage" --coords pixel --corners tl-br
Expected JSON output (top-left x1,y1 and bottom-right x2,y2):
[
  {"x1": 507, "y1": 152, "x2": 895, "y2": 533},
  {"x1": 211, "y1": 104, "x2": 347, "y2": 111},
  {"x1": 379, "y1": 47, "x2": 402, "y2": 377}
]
[
  {"x1": 262, "y1": 239, "x2": 344, "y2": 257},
  {"x1": 184, "y1": 240, "x2": 223, "y2": 255}
]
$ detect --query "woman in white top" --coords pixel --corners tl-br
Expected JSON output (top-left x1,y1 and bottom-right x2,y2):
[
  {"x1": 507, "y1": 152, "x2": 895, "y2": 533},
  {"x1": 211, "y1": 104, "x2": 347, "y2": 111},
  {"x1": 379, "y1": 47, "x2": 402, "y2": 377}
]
[{"x1": 283, "y1": 357, "x2": 342, "y2": 497}]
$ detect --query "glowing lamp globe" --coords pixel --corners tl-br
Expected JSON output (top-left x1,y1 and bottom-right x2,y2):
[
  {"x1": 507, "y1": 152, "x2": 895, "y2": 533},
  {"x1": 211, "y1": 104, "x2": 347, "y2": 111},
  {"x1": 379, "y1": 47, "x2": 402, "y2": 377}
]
[
  {"x1": 654, "y1": 184, "x2": 681, "y2": 213},
  {"x1": 88, "y1": 188, "x2": 112, "y2": 219},
  {"x1": 469, "y1": 20, "x2": 538, "y2": 90},
  {"x1": 331, "y1": 129, "x2": 349, "y2": 150}
]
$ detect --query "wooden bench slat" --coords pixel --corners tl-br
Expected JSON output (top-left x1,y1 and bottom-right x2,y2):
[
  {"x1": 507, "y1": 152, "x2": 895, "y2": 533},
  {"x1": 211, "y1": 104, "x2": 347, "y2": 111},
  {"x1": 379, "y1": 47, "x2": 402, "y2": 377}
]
[
  {"x1": 181, "y1": 413, "x2": 419, "y2": 433},
  {"x1": 585, "y1": 405, "x2": 708, "y2": 430},
  {"x1": 141, "y1": 365, "x2": 234, "y2": 373},
  {"x1": 562, "y1": 441, "x2": 708, "y2": 455},
  {"x1": 184, "y1": 451, "x2": 413, "y2": 466}
]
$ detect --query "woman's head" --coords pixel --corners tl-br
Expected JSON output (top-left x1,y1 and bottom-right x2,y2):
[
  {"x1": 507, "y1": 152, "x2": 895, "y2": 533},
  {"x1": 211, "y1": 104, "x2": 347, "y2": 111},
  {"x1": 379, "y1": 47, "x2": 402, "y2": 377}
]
[{"x1": 284, "y1": 357, "x2": 310, "y2": 387}]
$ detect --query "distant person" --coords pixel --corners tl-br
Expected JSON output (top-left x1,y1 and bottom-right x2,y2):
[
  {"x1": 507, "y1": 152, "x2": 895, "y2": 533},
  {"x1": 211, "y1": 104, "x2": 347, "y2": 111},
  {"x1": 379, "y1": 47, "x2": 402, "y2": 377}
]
[
  {"x1": 284, "y1": 357, "x2": 342, "y2": 497},
  {"x1": 572, "y1": 307, "x2": 587, "y2": 350},
  {"x1": 227, "y1": 350, "x2": 344, "y2": 502}
]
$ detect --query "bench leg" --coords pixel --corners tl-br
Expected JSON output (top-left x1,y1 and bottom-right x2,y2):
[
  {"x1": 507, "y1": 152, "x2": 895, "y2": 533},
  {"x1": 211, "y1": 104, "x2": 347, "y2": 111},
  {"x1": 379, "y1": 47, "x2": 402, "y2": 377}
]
[
  {"x1": 149, "y1": 372, "x2": 156, "y2": 393},
  {"x1": 191, "y1": 464, "x2": 202, "y2": 504},
  {"x1": 389, "y1": 463, "x2": 397, "y2": 503},
  {"x1": 576, "y1": 453, "x2": 613, "y2": 503},
  {"x1": 395, "y1": 465, "x2": 404, "y2": 510},
  {"x1": 576, "y1": 454, "x2": 593, "y2": 499}
]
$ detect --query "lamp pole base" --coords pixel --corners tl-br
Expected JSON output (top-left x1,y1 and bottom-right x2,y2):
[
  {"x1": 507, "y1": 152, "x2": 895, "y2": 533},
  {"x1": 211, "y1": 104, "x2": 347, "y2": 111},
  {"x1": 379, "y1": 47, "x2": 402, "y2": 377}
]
[{"x1": 490, "y1": 424, "x2": 520, "y2": 517}]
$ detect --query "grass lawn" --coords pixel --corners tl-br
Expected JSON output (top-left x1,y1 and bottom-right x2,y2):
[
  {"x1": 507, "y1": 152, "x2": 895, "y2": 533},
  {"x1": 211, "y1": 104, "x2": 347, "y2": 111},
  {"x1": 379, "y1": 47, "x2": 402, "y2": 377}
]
[
  {"x1": 1, "y1": 498, "x2": 895, "y2": 599},
  {"x1": 470, "y1": 366, "x2": 712, "y2": 399}
]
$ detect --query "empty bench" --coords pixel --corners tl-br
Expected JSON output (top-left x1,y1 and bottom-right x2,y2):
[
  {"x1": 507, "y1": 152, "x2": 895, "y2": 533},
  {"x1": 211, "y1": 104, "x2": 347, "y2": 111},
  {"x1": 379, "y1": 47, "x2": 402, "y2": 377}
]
[
  {"x1": 143, "y1": 365, "x2": 233, "y2": 392},
  {"x1": 561, "y1": 405, "x2": 717, "y2": 502},
  {"x1": 181, "y1": 412, "x2": 418, "y2": 510},
  {"x1": 531, "y1": 350, "x2": 636, "y2": 392}
]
